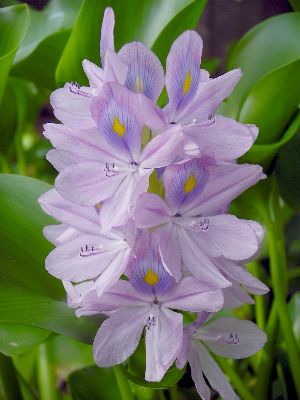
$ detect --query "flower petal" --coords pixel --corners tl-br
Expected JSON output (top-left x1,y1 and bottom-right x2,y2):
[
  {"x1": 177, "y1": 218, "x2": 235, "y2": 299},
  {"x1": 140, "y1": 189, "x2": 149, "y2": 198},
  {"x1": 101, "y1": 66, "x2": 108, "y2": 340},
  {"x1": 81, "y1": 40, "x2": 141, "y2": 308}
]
[
  {"x1": 119, "y1": 41, "x2": 164, "y2": 101},
  {"x1": 45, "y1": 234, "x2": 117, "y2": 282},
  {"x1": 178, "y1": 227, "x2": 231, "y2": 288},
  {"x1": 179, "y1": 69, "x2": 242, "y2": 124},
  {"x1": 189, "y1": 343, "x2": 211, "y2": 400},
  {"x1": 100, "y1": 7, "x2": 115, "y2": 67},
  {"x1": 135, "y1": 192, "x2": 172, "y2": 229},
  {"x1": 184, "y1": 116, "x2": 257, "y2": 161},
  {"x1": 184, "y1": 162, "x2": 265, "y2": 217},
  {"x1": 93, "y1": 307, "x2": 148, "y2": 367},
  {"x1": 196, "y1": 342, "x2": 239, "y2": 400},
  {"x1": 82, "y1": 59, "x2": 104, "y2": 89},
  {"x1": 157, "y1": 224, "x2": 182, "y2": 282},
  {"x1": 194, "y1": 317, "x2": 267, "y2": 359},
  {"x1": 50, "y1": 85, "x2": 95, "y2": 128},
  {"x1": 91, "y1": 82, "x2": 143, "y2": 161},
  {"x1": 161, "y1": 276, "x2": 224, "y2": 312},
  {"x1": 187, "y1": 215, "x2": 262, "y2": 261},
  {"x1": 165, "y1": 30, "x2": 203, "y2": 121},
  {"x1": 140, "y1": 126, "x2": 184, "y2": 169},
  {"x1": 163, "y1": 152, "x2": 215, "y2": 213},
  {"x1": 43, "y1": 224, "x2": 80, "y2": 246},
  {"x1": 55, "y1": 161, "x2": 126, "y2": 206},
  {"x1": 39, "y1": 189, "x2": 100, "y2": 235}
]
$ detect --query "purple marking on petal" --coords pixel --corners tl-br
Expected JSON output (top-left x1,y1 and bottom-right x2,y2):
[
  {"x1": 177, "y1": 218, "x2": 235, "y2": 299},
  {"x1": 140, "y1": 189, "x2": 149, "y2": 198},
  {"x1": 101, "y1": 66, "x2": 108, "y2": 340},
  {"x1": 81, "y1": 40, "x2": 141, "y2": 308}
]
[
  {"x1": 166, "y1": 30, "x2": 203, "y2": 120},
  {"x1": 126, "y1": 233, "x2": 176, "y2": 297},
  {"x1": 163, "y1": 150, "x2": 215, "y2": 212},
  {"x1": 119, "y1": 42, "x2": 164, "y2": 101},
  {"x1": 91, "y1": 82, "x2": 143, "y2": 162},
  {"x1": 100, "y1": 7, "x2": 115, "y2": 67}
]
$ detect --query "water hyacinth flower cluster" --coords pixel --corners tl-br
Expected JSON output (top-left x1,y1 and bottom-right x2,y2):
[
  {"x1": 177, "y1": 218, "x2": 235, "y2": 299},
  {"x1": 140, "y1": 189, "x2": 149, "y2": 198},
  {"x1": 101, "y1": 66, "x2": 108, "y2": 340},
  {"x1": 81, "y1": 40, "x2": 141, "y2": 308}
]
[{"x1": 39, "y1": 7, "x2": 269, "y2": 399}]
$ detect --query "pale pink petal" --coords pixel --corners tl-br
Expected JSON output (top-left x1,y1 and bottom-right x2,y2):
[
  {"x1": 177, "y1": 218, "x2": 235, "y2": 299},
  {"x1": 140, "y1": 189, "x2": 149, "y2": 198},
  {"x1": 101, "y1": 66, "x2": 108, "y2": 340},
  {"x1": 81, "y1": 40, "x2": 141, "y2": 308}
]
[
  {"x1": 43, "y1": 224, "x2": 80, "y2": 246},
  {"x1": 82, "y1": 59, "x2": 104, "y2": 89},
  {"x1": 157, "y1": 224, "x2": 182, "y2": 282}
]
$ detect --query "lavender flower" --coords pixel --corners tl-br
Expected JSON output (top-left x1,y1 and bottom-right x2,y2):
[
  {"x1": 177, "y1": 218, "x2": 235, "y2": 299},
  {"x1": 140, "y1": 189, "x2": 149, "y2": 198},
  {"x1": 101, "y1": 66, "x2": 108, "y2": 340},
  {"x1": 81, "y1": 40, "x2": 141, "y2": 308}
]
[
  {"x1": 176, "y1": 314, "x2": 267, "y2": 400},
  {"x1": 72, "y1": 234, "x2": 224, "y2": 382}
]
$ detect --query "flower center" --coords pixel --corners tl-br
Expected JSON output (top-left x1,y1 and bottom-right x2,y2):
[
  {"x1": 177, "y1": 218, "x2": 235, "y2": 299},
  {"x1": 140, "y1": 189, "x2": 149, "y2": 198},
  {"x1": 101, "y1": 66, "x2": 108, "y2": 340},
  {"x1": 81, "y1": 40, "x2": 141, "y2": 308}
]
[
  {"x1": 112, "y1": 117, "x2": 126, "y2": 138},
  {"x1": 143, "y1": 269, "x2": 159, "y2": 286},
  {"x1": 183, "y1": 71, "x2": 192, "y2": 95},
  {"x1": 184, "y1": 174, "x2": 197, "y2": 193}
]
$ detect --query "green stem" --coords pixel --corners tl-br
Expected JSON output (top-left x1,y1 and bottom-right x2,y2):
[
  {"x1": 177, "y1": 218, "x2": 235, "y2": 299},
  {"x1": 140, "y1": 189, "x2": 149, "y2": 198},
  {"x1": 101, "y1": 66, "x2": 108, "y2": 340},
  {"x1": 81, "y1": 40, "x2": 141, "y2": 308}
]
[
  {"x1": 113, "y1": 366, "x2": 135, "y2": 400},
  {"x1": 255, "y1": 302, "x2": 279, "y2": 399},
  {"x1": 264, "y1": 182, "x2": 300, "y2": 398},
  {"x1": 248, "y1": 261, "x2": 266, "y2": 330},
  {"x1": 169, "y1": 385, "x2": 180, "y2": 400},
  {"x1": 215, "y1": 357, "x2": 255, "y2": 400},
  {"x1": 0, "y1": 353, "x2": 23, "y2": 400},
  {"x1": 37, "y1": 343, "x2": 57, "y2": 400}
]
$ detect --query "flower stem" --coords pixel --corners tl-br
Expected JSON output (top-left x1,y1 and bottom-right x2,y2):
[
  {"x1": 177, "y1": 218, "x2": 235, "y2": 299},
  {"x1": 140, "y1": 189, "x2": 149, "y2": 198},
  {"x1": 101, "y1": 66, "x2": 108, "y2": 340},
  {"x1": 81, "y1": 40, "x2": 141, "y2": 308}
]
[
  {"x1": 214, "y1": 357, "x2": 255, "y2": 400},
  {"x1": 37, "y1": 343, "x2": 57, "y2": 400},
  {"x1": 264, "y1": 182, "x2": 300, "y2": 398},
  {"x1": 113, "y1": 366, "x2": 135, "y2": 400},
  {"x1": 248, "y1": 261, "x2": 266, "y2": 330},
  {"x1": 0, "y1": 353, "x2": 23, "y2": 400}
]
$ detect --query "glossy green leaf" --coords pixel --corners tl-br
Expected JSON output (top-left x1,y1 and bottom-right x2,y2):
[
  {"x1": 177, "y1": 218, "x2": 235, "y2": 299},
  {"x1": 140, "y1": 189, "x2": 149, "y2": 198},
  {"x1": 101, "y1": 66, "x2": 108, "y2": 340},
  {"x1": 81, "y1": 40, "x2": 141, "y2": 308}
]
[
  {"x1": 0, "y1": 323, "x2": 51, "y2": 356},
  {"x1": 56, "y1": 0, "x2": 206, "y2": 85},
  {"x1": 275, "y1": 127, "x2": 300, "y2": 210},
  {"x1": 121, "y1": 365, "x2": 185, "y2": 389},
  {"x1": 12, "y1": 30, "x2": 71, "y2": 89},
  {"x1": 0, "y1": 174, "x2": 99, "y2": 343},
  {"x1": 13, "y1": 0, "x2": 82, "y2": 64},
  {"x1": 68, "y1": 366, "x2": 121, "y2": 400},
  {"x1": 239, "y1": 59, "x2": 300, "y2": 145},
  {"x1": 241, "y1": 108, "x2": 300, "y2": 168},
  {"x1": 0, "y1": 4, "x2": 29, "y2": 103},
  {"x1": 226, "y1": 12, "x2": 300, "y2": 117}
]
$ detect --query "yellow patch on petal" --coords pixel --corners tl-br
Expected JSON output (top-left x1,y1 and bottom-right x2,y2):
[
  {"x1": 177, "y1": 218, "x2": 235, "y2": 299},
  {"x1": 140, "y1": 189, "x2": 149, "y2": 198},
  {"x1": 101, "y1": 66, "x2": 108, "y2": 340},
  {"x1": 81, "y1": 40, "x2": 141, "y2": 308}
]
[
  {"x1": 184, "y1": 175, "x2": 197, "y2": 193},
  {"x1": 183, "y1": 71, "x2": 192, "y2": 95},
  {"x1": 144, "y1": 269, "x2": 159, "y2": 286},
  {"x1": 112, "y1": 117, "x2": 126, "y2": 137},
  {"x1": 134, "y1": 76, "x2": 144, "y2": 93}
]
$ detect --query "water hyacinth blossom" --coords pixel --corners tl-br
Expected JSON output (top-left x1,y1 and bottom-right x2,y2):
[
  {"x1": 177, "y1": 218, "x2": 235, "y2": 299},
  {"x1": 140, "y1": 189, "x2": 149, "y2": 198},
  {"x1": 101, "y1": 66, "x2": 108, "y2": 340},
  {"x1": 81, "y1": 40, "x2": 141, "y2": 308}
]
[
  {"x1": 39, "y1": 5, "x2": 270, "y2": 400},
  {"x1": 72, "y1": 235, "x2": 224, "y2": 382},
  {"x1": 176, "y1": 314, "x2": 267, "y2": 400}
]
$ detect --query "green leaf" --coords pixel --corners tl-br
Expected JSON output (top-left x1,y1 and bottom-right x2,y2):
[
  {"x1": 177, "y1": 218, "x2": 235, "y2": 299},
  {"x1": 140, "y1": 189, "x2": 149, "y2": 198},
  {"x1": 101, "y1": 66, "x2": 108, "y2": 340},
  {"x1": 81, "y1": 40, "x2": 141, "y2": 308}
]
[
  {"x1": 241, "y1": 108, "x2": 300, "y2": 168},
  {"x1": 289, "y1": 0, "x2": 300, "y2": 11},
  {"x1": 68, "y1": 366, "x2": 121, "y2": 400},
  {"x1": 0, "y1": 323, "x2": 51, "y2": 356},
  {"x1": 0, "y1": 174, "x2": 99, "y2": 343},
  {"x1": 12, "y1": 30, "x2": 71, "y2": 89},
  {"x1": 56, "y1": 0, "x2": 206, "y2": 85},
  {"x1": 239, "y1": 59, "x2": 300, "y2": 145},
  {"x1": 0, "y1": 4, "x2": 29, "y2": 103},
  {"x1": 11, "y1": 0, "x2": 82, "y2": 89},
  {"x1": 13, "y1": 0, "x2": 82, "y2": 64},
  {"x1": 121, "y1": 365, "x2": 184, "y2": 389},
  {"x1": 275, "y1": 127, "x2": 300, "y2": 210},
  {"x1": 226, "y1": 12, "x2": 300, "y2": 118}
]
